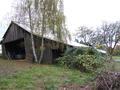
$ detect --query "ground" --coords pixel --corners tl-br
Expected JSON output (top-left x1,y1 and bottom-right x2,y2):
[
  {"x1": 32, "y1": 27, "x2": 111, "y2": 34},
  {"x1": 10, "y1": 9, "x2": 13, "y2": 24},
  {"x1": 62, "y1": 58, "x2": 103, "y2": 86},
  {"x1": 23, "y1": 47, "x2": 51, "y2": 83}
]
[
  {"x1": 0, "y1": 59, "x2": 94, "y2": 90},
  {"x1": 113, "y1": 56, "x2": 120, "y2": 62},
  {"x1": 0, "y1": 58, "x2": 120, "y2": 90}
]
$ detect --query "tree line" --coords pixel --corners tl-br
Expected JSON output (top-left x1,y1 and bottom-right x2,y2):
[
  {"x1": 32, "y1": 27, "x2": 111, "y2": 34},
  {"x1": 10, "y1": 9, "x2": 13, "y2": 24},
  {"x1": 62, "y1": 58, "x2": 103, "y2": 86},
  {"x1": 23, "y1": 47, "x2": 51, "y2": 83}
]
[{"x1": 75, "y1": 21, "x2": 120, "y2": 60}]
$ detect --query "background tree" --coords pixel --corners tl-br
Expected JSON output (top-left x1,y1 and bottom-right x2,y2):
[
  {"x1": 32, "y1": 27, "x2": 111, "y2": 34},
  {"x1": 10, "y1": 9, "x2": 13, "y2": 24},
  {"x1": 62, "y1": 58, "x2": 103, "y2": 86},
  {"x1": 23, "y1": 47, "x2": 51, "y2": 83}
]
[
  {"x1": 75, "y1": 21, "x2": 120, "y2": 60},
  {"x1": 89, "y1": 29, "x2": 104, "y2": 47},
  {"x1": 99, "y1": 22, "x2": 120, "y2": 60},
  {"x1": 75, "y1": 26, "x2": 93, "y2": 46}
]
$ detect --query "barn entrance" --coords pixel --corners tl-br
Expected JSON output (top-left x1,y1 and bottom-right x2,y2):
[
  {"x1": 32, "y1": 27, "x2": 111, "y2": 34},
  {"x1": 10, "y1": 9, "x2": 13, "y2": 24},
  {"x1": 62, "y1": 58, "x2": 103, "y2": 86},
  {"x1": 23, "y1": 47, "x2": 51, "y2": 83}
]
[{"x1": 4, "y1": 39, "x2": 26, "y2": 59}]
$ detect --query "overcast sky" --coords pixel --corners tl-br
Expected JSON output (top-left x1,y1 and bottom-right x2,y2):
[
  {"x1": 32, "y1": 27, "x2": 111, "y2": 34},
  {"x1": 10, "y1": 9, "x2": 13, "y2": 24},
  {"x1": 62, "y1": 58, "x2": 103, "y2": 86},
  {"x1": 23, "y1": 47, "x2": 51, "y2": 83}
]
[{"x1": 1, "y1": 0, "x2": 120, "y2": 40}]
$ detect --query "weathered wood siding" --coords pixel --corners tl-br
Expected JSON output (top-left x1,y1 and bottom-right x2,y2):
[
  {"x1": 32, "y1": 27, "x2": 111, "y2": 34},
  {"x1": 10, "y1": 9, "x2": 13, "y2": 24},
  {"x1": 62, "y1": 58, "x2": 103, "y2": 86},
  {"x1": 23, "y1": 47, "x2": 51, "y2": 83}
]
[
  {"x1": 2, "y1": 44, "x2": 7, "y2": 59},
  {"x1": 3, "y1": 23, "x2": 24, "y2": 43},
  {"x1": 33, "y1": 36, "x2": 53, "y2": 63},
  {"x1": 1, "y1": 22, "x2": 67, "y2": 64},
  {"x1": 24, "y1": 32, "x2": 33, "y2": 62}
]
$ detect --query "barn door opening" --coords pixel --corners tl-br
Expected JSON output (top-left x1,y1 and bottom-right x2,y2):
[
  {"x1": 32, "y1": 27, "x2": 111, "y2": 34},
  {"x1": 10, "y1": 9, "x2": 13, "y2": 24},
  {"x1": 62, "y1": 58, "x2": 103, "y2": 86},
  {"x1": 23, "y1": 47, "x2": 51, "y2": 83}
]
[{"x1": 5, "y1": 39, "x2": 26, "y2": 60}]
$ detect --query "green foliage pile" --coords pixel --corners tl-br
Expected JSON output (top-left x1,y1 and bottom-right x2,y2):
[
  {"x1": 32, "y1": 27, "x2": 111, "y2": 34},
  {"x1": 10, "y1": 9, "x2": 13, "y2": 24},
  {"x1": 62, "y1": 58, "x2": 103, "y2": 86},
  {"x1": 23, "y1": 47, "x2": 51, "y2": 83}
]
[{"x1": 57, "y1": 47, "x2": 105, "y2": 72}]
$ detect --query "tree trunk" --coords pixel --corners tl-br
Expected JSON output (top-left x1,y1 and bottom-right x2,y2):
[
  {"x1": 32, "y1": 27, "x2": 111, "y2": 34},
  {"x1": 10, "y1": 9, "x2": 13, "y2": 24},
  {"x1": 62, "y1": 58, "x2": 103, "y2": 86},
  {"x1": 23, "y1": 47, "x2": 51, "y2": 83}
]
[
  {"x1": 39, "y1": 36, "x2": 44, "y2": 63},
  {"x1": 30, "y1": 34, "x2": 38, "y2": 63},
  {"x1": 28, "y1": 3, "x2": 38, "y2": 63},
  {"x1": 39, "y1": 10, "x2": 45, "y2": 64}
]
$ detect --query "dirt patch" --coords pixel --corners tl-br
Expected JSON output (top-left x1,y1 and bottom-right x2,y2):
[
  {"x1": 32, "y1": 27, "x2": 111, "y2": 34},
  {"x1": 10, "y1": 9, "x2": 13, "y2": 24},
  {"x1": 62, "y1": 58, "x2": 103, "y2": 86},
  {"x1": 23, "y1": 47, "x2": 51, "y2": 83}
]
[
  {"x1": 35, "y1": 80, "x2": 45, "y2": 90},
  {"x1": 59, "y1": 84, "x2": 93, "y2": 90},
  {"x1": 0, "y1": 59, "x2": 33, "y2": 76}
]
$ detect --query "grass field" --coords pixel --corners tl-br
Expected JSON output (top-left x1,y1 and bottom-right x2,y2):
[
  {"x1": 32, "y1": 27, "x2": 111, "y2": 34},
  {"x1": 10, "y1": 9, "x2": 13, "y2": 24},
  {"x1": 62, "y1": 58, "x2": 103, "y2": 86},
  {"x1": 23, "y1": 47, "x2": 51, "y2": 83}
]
[
  {"x1": 104, "y1": 61, "x2": 120, "y2": 72},
  {"x1": 0, "y1": 59, "x2": 95, "y2": 90},
  {"x1": 113, "y1": 56, "x2": 120, "y2": 60},
  {"x1": 0, "y1": 58, "x2": 120, "y2": 90}
]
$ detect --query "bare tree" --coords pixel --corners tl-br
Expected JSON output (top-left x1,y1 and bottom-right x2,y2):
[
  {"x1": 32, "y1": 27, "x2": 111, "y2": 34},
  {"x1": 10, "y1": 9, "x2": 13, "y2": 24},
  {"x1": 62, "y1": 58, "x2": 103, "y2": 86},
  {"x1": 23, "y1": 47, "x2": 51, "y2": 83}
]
[
  {"x1": 89, "y1": 29, "x2": 104, "y2": 47},
  {"x1": 75, "y1": 26, "x2": 93, "y2": 45},
  {"x1": 99, "y1": 22, "x2": 120, "y2": 60}
]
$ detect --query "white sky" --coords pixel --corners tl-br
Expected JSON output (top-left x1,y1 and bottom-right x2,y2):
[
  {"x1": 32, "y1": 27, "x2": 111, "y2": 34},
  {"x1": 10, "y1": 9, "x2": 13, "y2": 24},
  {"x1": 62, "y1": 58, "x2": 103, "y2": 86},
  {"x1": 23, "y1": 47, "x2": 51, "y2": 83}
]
[{"x1": 1, "y1": 0, "x2": 120, "y2": 40}]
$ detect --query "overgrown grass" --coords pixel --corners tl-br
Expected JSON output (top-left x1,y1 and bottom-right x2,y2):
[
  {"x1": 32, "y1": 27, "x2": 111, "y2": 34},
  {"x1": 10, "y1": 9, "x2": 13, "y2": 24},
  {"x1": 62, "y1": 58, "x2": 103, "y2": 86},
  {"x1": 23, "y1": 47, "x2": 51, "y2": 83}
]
[
  {"x1": 0, "y1": 59, "x2": 95, "y2": 90},
  {"x1": 103, "y1": 61, "x2": 120, "y2": 72},
  {"x1": 113, "y1": 56, "x2": 120, "y2": 60},
  {"x1": 0, "y1": 57, "x2": 119, "y2": 90}
]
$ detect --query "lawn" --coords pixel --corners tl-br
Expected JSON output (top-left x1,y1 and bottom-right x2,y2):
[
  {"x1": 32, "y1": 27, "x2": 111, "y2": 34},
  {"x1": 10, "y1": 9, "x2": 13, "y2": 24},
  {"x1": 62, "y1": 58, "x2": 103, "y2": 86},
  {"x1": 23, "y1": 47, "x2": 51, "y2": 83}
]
[
  {"x1": 0, "y1": 58, "x2": 119, "y2": 90},
  {"x1": 0, "y1": 59, "x2": 95, "y2": 90},
  {"x1": 103, "y1": 60, "x2": 120, "y2": 72},
  {"x1": 113, "y1": 56, "x2": 120, "y2": 60}
]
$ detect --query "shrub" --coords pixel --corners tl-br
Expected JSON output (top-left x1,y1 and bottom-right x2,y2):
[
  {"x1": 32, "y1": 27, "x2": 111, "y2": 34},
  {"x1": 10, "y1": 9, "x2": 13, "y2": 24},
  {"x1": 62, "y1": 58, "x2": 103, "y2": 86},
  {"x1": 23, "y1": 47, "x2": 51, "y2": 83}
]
[
  {"x1": 72, "y1": 48, "x2": 86, "y2": 55},
  {"x1": 76, "y1": 55, "x2": 104, "y2": 72},
  {"x1": 56, "y1": 55, "x2": 77, "y2": 68},
  {"x1": 64, "y1": 47, "x2": 76, "y2": 56},
  {"x1": 56, "y1": 47, "x2": 105, "y2": 72},
  {"x1": 57, "y1": 54, "x2": 104, "y2": 72},
  {"x1": 85, "y1": 48, "x2": 98, "y2": 55},
  {"x1": 64, "y1": 47, "x2": 101, "y2": 56}
]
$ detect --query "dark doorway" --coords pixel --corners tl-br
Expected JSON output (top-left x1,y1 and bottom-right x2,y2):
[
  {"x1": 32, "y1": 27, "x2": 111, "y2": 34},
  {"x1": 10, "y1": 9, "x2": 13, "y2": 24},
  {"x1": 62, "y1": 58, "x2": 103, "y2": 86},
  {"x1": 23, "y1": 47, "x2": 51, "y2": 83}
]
[
  {"x1": 52, "y1": 49, "x2": 62, "y2": 63},
  {"x1": 5, "y1": 39, "x2": 26, "y2": 59}
]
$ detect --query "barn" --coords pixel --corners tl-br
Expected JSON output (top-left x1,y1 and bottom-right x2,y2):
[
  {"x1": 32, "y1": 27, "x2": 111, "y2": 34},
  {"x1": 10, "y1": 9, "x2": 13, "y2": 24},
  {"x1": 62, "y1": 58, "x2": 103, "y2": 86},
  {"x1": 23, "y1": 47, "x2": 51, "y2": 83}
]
[{"x1": 0, "y1": 21, "x2": 72, "y2": 64}]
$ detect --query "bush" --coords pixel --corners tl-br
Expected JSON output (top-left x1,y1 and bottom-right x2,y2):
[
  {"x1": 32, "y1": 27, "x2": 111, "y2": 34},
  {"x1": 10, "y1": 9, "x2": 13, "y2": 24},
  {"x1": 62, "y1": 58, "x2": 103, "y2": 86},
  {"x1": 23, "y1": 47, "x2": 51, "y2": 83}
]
[
  {"x1": 56, "y1": 55, "x2": 77, "y2": 68},
  {"x1": 56, "y1": 47, "x2": 105, "y2": 72},
  {"x1": 64, "y1": 47, "x2": 76, "y2": 56},
  {"x1": 65, "y1": 47, "x2": 101, "y2": 56},
  {"x1": 76, "y1": 55, "x2": 104, "y2": 72},
  {"x1": 72, "y1": 48, "x2": 86, "y2": 55},
  {"x1": 57, "y1": 54, "x2": 104, "y2": 72}
]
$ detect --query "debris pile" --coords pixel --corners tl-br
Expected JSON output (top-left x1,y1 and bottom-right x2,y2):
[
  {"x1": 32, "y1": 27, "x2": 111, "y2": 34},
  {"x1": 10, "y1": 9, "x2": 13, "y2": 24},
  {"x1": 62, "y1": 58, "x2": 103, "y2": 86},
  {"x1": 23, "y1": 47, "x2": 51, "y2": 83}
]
[{"x1": 96, "y1": 72, "x2": 120, "y2": 90}]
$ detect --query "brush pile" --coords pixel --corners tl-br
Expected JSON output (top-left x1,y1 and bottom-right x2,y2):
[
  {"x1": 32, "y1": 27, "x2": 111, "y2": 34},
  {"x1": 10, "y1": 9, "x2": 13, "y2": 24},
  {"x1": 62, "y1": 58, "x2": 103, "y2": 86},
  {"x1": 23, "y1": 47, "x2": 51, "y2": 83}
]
[{"x1": 96, "y1": 72, "x2": 120, "y2": 90}]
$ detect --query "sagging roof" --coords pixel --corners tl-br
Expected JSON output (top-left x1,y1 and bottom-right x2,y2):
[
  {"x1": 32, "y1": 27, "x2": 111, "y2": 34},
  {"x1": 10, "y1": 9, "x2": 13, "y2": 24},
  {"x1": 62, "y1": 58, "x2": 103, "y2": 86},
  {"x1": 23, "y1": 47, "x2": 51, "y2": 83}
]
[
  {"x1": 2, "y1": 21, "x2": 107, "y2": 53},
  {"x1": 2, "y1": 21, "x2": 90, "y2": 48}
]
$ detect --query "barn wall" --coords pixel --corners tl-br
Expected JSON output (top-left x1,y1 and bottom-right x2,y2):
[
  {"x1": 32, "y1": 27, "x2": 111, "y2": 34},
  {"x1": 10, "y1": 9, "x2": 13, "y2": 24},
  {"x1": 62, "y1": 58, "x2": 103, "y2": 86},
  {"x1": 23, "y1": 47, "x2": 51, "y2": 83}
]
[
  {"x1": 33, "y1": 36, "x2": 66, "y2": 64},
  {"x1": 2, "y1": 44, "x2": 7, "y2": 59},
  {"x1": 24, "y1": 32, "x2": 33, "y2": 62},
  {"x1": 34, "y1": 36, "x2": 53, "y2": 64},
  {"x1": 3, "y1": 23, "x2": 24, "y2": 43}
]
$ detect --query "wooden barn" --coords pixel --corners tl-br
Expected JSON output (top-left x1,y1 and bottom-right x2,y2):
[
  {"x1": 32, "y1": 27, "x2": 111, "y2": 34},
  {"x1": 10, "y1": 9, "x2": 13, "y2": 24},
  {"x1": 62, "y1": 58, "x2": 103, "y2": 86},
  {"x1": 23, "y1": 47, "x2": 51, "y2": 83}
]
[{"x1": 0, "y1": 21, "x2": 72, "y2": 64}]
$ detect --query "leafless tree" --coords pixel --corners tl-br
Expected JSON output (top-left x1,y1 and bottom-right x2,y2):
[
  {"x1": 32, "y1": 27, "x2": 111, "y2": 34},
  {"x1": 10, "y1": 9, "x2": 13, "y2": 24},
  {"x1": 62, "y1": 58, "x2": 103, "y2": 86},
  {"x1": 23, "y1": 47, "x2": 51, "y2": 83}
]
[
  {"x1": 75, "y1": 26, "x2": 93, "y2": 45},
  {"x1": 99, "y1": 22, "x2": 120, "y2": 60}
]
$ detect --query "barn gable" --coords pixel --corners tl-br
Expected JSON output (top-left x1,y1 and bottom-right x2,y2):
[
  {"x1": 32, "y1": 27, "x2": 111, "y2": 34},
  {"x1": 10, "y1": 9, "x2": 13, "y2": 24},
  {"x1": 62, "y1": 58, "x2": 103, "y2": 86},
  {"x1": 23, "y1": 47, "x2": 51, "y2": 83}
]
[
  {"x1": 2, "y1": 22, "x2": 25, "y2": 43},
  {"x1": 1, "y1": 22, "x2": 28, "y2": 60}
]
